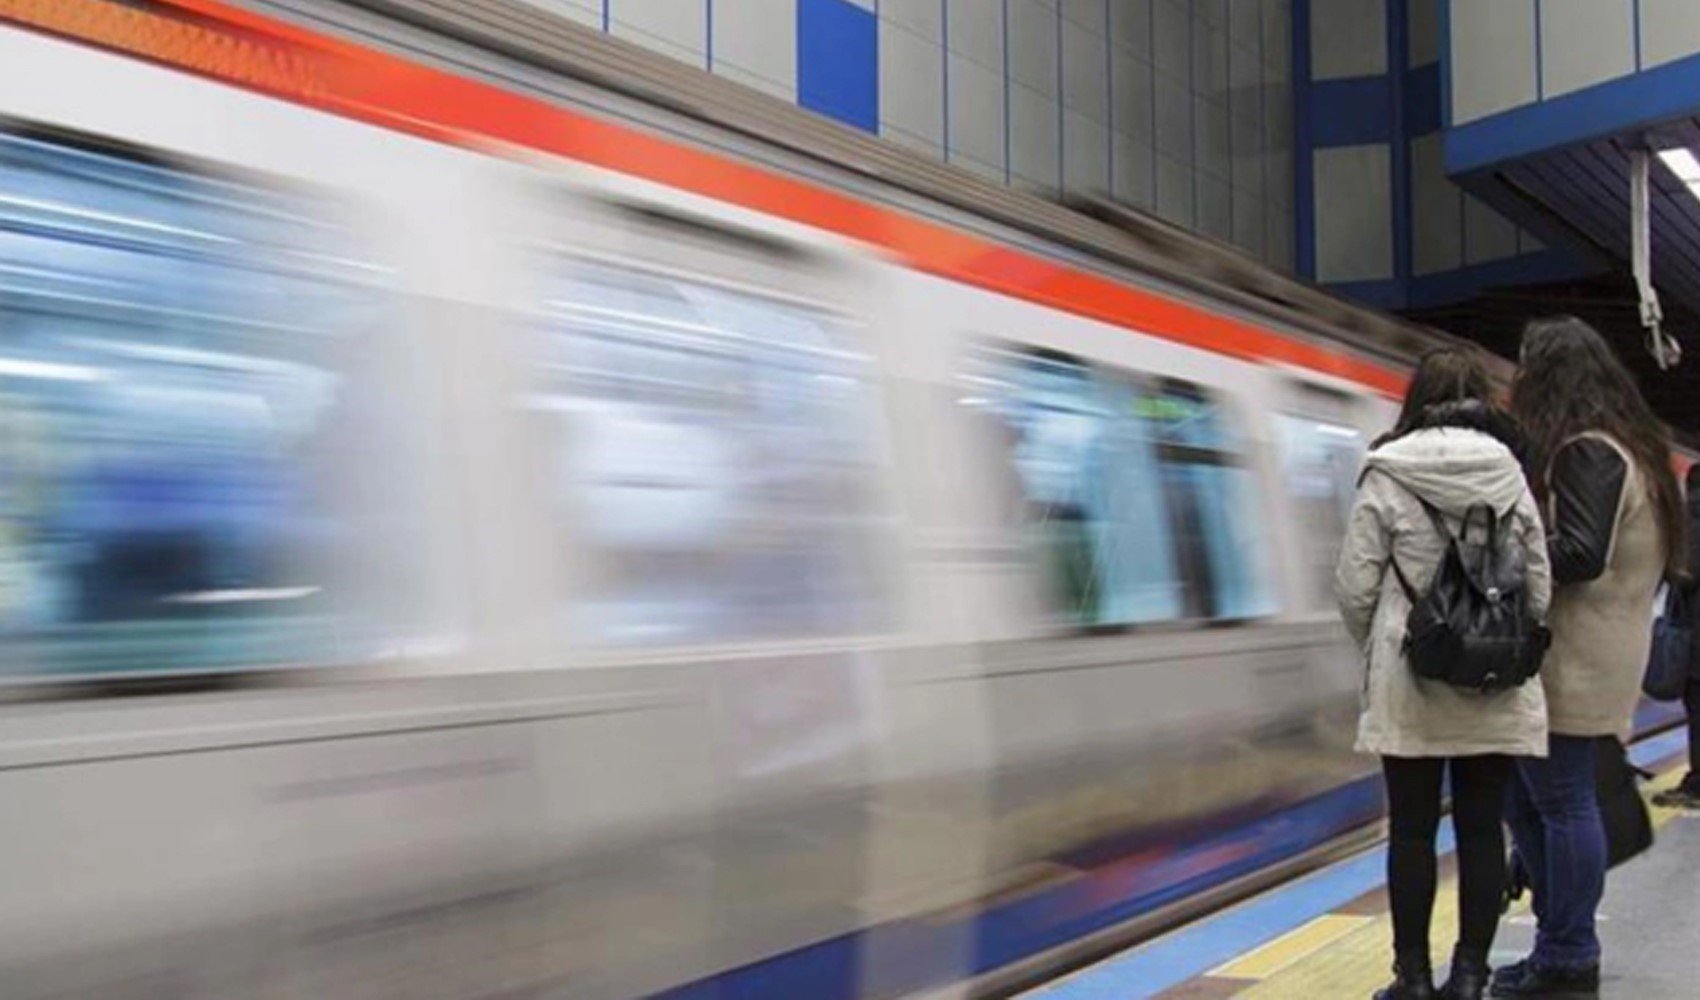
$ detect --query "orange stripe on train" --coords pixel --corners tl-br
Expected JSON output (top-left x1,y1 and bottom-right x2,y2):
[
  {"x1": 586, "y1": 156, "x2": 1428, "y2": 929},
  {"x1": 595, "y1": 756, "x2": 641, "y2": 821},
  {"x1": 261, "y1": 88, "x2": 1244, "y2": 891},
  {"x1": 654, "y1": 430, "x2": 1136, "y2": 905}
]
[{"x1": 0, "y1": 0, "x2": 1408, "y2": 398}]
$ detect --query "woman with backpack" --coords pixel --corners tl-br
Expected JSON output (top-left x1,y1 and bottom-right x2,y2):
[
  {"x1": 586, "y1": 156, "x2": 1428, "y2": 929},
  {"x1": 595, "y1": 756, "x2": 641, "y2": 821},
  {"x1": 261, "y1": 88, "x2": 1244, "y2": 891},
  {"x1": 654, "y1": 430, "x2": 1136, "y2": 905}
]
[
  {"x1": 1492, "y1": 316, "x2": 1686, "y2": 999},
  {"x1": 1337, "y1": 349, "x2": 1553, "y2": 1000}
]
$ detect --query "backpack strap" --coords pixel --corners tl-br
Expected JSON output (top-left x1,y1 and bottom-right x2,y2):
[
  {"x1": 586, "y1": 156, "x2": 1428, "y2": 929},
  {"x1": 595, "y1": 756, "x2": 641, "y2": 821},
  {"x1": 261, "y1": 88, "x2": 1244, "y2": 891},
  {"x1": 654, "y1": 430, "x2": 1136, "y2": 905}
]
[
  {"x1": 1388, "y1": 551, "x2": 1422, "y2": 604},
  {"x1": 1368, "y1": 472, "x2": 1456, "y2": 604}
]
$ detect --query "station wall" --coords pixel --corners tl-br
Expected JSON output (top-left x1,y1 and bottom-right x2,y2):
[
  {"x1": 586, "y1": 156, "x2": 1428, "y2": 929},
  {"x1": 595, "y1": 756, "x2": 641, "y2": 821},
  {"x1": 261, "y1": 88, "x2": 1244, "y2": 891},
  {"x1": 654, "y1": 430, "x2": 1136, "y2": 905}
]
[
  {"x1": 1298, "y1": 0, "x2": 1571, "y2": 308},
  {"x1": 1450, "y1": 0, "x2": 1700, "y2": 126},
  {"x1": 518, "y1": 0, "x2": 1298, "y2": 272}
]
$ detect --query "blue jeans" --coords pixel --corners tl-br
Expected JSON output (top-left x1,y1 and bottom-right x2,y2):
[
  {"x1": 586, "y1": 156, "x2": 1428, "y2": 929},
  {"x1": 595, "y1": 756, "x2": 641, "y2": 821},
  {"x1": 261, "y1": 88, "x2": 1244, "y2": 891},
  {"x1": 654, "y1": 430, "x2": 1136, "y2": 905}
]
[{"x1": 1505, "y1": 735, "x2": 1606, "y2": 970}]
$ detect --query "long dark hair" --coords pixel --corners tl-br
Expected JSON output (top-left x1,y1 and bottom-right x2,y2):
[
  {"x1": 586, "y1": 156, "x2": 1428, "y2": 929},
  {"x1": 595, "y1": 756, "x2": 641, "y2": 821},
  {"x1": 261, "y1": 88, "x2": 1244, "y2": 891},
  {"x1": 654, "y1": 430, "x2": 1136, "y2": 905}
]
[
  {"x1": 1511, "y1": 315, "x2": 1686, "y2": 575},
  {"x1": 1373, "y1": 347, "x2": 1497, "y2": 449}
]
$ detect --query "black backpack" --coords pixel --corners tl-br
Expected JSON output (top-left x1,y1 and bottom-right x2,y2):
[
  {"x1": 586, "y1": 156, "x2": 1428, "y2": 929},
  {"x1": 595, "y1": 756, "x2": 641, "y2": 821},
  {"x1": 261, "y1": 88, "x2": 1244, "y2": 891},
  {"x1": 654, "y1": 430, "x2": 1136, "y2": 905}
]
[{"x1": 1388, "y1": 493, "x2": 1550, "y2": 693}]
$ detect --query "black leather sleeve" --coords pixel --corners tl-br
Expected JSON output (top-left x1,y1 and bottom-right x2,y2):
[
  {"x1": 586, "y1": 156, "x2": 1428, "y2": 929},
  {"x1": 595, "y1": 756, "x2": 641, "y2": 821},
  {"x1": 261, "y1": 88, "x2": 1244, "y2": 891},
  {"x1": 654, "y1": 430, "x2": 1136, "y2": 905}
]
[
  {"x1": 1547, "y1": 437, "x2": 1627, "y2": 584},
  {"x1": 1686, "y1": 466, "x2": 1700, "y2": 578}
]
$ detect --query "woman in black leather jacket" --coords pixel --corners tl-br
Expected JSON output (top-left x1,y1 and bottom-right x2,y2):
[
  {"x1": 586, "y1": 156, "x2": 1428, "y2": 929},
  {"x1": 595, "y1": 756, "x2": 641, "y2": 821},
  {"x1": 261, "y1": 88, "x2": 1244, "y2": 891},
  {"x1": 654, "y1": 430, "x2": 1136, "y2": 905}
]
[{"x1": 1495, "y1": 316, "x2": 1686, "y2": 999}]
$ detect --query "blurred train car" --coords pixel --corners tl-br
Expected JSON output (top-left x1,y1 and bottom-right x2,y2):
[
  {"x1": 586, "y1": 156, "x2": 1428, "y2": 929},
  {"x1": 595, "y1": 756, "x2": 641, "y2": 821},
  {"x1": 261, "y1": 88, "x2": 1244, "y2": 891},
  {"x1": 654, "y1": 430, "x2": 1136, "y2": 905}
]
[{"x1": 0, "y1": 3, "x2": 1673, "y2": 998}]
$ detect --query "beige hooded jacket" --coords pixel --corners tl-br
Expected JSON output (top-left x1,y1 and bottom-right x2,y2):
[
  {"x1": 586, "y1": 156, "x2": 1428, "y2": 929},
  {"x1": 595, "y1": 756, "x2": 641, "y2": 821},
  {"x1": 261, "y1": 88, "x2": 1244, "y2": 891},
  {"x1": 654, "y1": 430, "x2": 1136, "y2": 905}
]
[{"x1": 1335, "y1": 427, "x2": 1552, "y2": 758}]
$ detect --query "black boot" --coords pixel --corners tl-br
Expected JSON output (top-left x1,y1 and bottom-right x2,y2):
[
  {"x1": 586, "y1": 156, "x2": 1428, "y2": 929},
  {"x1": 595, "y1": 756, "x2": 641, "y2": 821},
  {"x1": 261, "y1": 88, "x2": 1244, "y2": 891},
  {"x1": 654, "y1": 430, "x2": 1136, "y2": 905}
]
[
  {"x1": 1440, "y1": 945, "x2": 1491, "y2": 999},
  {"x1": 1487, "y1": 958, "x2": 1599, "y2": 997},
  {"x1": 1375, "y1": 951, "x2": 1436, "y2": 1000}
]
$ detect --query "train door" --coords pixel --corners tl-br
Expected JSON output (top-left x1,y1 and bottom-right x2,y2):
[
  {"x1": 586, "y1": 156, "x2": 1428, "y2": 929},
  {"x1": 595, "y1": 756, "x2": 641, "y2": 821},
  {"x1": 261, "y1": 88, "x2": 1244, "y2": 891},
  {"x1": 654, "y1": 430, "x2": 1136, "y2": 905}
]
[{"x1": 487, "y1": 173, "x2": 904, "y2": 995}]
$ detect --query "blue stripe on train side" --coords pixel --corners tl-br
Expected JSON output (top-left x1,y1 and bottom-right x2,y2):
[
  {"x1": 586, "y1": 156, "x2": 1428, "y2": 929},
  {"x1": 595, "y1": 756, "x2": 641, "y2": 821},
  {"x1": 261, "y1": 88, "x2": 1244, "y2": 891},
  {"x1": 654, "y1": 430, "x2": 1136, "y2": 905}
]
[
  {"x1": 653, "y1": 709, "x2": 1686, "y2": 998},
  {"x1": 650, "y1": 776, "x2": 1383, "y2": 999}
]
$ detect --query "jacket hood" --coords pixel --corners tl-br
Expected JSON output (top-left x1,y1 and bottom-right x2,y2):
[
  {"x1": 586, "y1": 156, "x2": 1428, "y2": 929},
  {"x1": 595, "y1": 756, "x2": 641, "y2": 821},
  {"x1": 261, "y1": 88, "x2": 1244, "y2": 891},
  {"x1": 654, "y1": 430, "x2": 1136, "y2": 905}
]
[{"x1": 1364, "y1": 427, "x2": 1527, "y2": 517}]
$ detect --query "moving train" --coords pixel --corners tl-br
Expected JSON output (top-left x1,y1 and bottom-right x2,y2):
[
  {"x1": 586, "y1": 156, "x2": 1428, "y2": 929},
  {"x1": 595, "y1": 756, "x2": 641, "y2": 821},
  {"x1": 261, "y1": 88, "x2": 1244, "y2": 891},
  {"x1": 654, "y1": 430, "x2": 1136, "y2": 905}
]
[{"x1": 0, "y1": 2, "x2": 1668, "y2": 998}]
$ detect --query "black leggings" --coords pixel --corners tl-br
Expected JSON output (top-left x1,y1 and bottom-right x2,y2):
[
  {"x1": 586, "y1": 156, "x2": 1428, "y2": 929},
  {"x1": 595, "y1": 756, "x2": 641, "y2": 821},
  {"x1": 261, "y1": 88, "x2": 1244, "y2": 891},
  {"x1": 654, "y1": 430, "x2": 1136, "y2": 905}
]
[{"x1": 1383, "y1": 755, "x2": 1514, "y2": 955}]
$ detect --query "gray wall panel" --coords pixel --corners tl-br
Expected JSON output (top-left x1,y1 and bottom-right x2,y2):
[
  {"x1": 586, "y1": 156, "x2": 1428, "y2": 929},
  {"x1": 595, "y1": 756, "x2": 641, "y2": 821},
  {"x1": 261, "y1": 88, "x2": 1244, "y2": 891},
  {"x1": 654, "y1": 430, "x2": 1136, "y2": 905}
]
[
  {"x1": 1640, "y1": 0, "x2": 1700, "y2": 69},
  {"x1": 610, "y1": 0, "x2": 707, "y2": 66},
  {"x1": 948, "y1": 52, "x2": 1007, "y2": 173},
  {"x1": 1064, "y1": 109, "x2": 1110, "y2": 193},
  {"x1": 711, "y1": 0, "x2": 796, "y2": 100},
  {"x1": 881, "y1": 18, "x2": 946, "y2": 154},
  {"x1": 1010, "y1": 80, "x2": 1062, "y2": 190},
  {"x1": 1449, "y1": 0, "x2": 1537, "y2": 123},
  {"x1": 1540, "y1": 0, "x2": 1634, "y2": 98},
  {"x1": 1313, "y1": 144, "x2": 1392, "y2": 282},
  {"x1": 1309, "y1": 0, "x2": 1386, "y2": 80},
  {"x1": 885, "y1": 0, "x2": 944, "y2": 42}
]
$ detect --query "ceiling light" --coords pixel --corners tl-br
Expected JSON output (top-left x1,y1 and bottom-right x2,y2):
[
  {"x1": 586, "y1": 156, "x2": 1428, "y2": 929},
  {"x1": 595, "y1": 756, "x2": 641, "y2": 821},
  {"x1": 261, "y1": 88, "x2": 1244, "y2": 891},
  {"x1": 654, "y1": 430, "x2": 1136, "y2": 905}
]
[{"x1": 1658, "y1": 147, "x2": 1700, "y2": 184}]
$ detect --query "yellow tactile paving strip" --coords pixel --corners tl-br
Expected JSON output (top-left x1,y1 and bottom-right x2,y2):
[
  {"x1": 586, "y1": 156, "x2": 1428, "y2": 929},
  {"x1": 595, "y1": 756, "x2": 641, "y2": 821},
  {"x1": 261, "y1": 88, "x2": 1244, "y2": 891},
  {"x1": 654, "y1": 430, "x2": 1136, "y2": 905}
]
[
  {"x1": 1168, "y1": 764, "x2": 1690, "y2": 999},
  {"x1": 1210, "y1": 914, "x2": 1376, "y2": 980}
]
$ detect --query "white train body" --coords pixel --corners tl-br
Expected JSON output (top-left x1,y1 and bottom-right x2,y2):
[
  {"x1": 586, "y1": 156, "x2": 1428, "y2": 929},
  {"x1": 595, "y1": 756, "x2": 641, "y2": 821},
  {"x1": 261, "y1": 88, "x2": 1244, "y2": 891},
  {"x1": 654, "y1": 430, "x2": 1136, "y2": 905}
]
[{"x1": 0, "y1": 13, "x2": 1414, "y2": 998}]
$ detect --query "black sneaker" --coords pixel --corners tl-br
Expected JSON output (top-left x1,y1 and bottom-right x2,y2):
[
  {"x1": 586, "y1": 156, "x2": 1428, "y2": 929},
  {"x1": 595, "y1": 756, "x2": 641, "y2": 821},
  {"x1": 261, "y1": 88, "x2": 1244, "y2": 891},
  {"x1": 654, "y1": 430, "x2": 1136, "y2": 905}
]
[
  {"x1": 1488, "y1": 958, "x2": 1599, "y2": 998},
  {"x1": 1652, "y1": 781, "x2": 1700, "y2": 809}
]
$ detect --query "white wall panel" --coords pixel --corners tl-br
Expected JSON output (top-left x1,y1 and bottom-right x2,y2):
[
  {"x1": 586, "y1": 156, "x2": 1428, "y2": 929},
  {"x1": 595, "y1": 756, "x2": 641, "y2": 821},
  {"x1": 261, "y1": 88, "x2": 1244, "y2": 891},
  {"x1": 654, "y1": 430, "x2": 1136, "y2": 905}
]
[
  {"x1": 1063, "y1": 109, "x2": 1110, "y2": 193},
  {"x1": 1233, "y1": 185, "x2": 1265, "y2": 256},
  {"x1": 1640, "y1": 0, "x2": 1700, "y2": 69},
  {"x1": 1195, "y1": 96, "x2": 1231, "y2": 180},
  {"x1": 712, "y1": 0, "x2": 796, "y2": 100},
  {"x1": 1009, "y1": 81, "x2": 1062, "y2": 189},
  {"x1": 947, "y1": 53, "x2": 1007, "y2": 173},
  {"x1": 1229, "y1": 38, "x2": 1261, "y2": 107},
  {"x1": 1265, "y1": 92, "x2": 1293, "y2": 208},
  {"x1": 1062, "y1": 0, "x2": 1107, "y2": 30},
  {"x1": 1410, "y1": 133, "x2": 1462, "y2": 275},
  {"x1": 1408, "y1": 0, "x2": 1439, "y2": 67},
  {"x1": 1230, "y1": 0, "x2": 1261, "y2": 57},
  {"x1": 1264, "y1": 0, "x2": 1292, "y2": 79},
  {"x1": 1464, "y1": 194, "x2": 1518, "y2": 264},
  {"x1": 1310, "y1": 0, "x2": 1386, "y2": 79},
  {"x1": 1112, "y1": 44, "x2": 1155, "y2": 143},
  {"x1": 1062, "y1": 16, "x2": 1109, "y2": 120},
  {"x1": 947, "y1": 0, "x2": 1005, "y2": 69},
  {"x1": 1155, "y1": 73, "x2": 1193, "y2": 160},
  {"x1": 1450, "y1": 0, "x2": 1536, "y2": 123},
  {"x1": 1199, "y1": 173, "x2": 1232, "y2": 241},
  {"x1": 521, "y1": 0, "x2": 601, "y2": 28},
  {"x1": 1156, "y1": 153, "x2": 1194, "y2": 226},
  {"x1": 1267, "y1": 205, "x2": 1295, "y2": 271},
  {"x1": 885, "y1": 0, "x2": 944, "y2": 42},
  {"x1": 881, "y1": 19, "x2": 946, "y2": 154},
  {"x1": 1194, "y1": 9, "x2": 1230, "y2": 103},
  {"x1": 1114, "y1": 132, "x2": 1156, "y2": 207},
  {"x1": 610, "y1": 0, "x2": 707, "y2": 66},
  {"x1": 1540, "y1": 0, "x2": 1633, "y2": 98},
  {"x1": 1112, "y1": 0, "x2": 1154, "y2": 59},
  {"x1": 1008, "y1": 0, "x2": 1060, "y2": 96},
  {"x1": 1313, "y1": 144, "x2": 1392, "y2": 282},
  {"x1": 1231, "y1": 106, "x2": 1262, "y2": 191},
  {"x1": 1154, "y1": 0, "x2": 1191, "y2": 82}
]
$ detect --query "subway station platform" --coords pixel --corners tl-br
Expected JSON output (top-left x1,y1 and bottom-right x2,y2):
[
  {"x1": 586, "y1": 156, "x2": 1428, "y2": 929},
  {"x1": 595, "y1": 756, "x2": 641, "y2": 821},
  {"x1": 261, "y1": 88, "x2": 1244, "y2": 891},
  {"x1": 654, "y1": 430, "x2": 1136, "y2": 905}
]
[{"x1": 1026, "y1": 730, "x2": 1698, "y2": 1000}]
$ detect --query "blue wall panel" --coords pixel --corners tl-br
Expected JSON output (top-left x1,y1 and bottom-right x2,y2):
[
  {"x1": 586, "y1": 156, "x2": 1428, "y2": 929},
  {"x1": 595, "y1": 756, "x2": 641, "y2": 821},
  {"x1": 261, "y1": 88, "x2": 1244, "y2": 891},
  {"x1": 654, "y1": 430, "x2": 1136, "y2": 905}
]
[
  {"x1": 798, "y1": 0, "x2": 879, "y2": 133},
  {"x1": 1310, "y1": 77, "x2": 1394, "y2": 147}
]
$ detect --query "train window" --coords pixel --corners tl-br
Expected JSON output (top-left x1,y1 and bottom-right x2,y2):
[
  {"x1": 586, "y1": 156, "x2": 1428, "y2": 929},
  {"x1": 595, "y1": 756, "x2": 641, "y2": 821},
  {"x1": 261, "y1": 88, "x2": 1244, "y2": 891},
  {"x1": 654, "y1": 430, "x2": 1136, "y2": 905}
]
[
  {"x1": 0, "y1": 131, "x2": 414, "y2": 678},
  {"x1": 1141, "y1": 381, "x2": 1274, "y2": 620},
  {"x1": 971, "y1": 348, "x2": 1270, "y2": 626},
  {"x1": 1276, "y1": 414, "x2": 1365, "y2": 610},
  {"x1": 532, "y1": 259, "x2": 885, "y2": 645}
]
